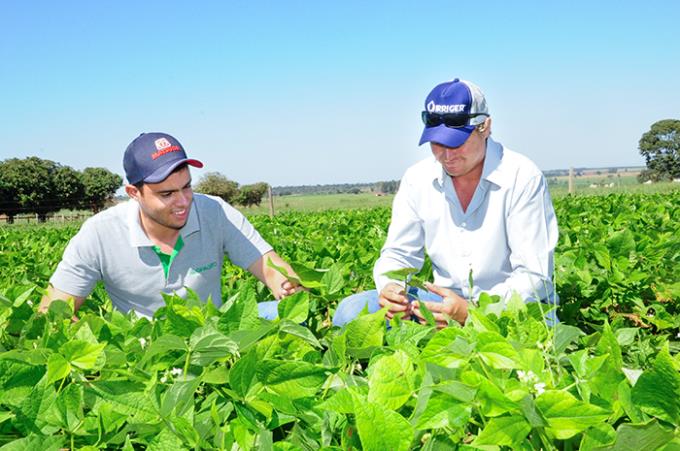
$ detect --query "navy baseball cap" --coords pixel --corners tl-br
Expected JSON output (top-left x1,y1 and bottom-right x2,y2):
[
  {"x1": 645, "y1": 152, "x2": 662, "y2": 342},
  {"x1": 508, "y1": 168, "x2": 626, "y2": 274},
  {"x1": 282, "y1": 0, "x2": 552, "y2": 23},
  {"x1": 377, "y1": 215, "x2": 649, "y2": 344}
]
[
  {"x1": 123, "y1": 132, "x2": 203, "y2": 185},
  {"x1": 419, "y1": 78, "x2": 489, "y2": 148}
]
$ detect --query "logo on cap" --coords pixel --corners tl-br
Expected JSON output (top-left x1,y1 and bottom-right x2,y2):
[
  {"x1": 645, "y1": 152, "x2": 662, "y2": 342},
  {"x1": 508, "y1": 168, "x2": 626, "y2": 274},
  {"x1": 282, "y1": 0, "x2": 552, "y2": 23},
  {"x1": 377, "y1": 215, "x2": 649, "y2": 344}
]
[
  {"x1": 427, "y1": 101, "x2": 466, "y2": 114},
  {"x1": 154, "y1": 138, "x2": 172, "y2": 150},
  {"x1": 151, "y1": 138, "x2": 181, "y2": 160}
]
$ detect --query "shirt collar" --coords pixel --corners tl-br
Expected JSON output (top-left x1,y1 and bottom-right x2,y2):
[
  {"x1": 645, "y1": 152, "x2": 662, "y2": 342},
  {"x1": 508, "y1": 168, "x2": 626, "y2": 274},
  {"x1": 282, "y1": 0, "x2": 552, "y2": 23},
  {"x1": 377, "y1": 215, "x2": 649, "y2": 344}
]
[
  {"x1": 127, "y1": 199, "x2": 200, "y2": 247},
  {"x1": 480, "y1": 138, "x2": 505, "y2": 188}
]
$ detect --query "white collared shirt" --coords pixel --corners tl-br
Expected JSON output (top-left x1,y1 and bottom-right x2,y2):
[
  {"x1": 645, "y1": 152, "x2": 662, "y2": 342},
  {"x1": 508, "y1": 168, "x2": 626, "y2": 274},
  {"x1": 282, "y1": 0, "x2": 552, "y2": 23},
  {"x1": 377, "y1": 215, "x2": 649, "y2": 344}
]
[{"x1": 373, "y1": 138, "x2": 559, "y2": 303}]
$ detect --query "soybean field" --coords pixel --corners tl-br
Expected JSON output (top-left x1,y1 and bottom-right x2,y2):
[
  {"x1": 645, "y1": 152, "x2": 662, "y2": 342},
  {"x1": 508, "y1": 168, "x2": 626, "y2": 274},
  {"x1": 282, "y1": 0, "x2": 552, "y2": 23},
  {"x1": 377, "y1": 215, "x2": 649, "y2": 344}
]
[{"x1": 0, "y1": 192, "x2": 679, "y2": 449}]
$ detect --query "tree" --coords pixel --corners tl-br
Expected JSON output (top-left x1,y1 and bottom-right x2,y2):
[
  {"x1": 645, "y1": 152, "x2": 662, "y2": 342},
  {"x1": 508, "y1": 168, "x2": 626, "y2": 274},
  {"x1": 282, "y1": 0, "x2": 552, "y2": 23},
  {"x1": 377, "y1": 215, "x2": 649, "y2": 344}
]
[
  {"x1": 638, "y1": 119, "x2": 680, "y2": 182},
  {"x1": 81, "y1": 167, "x2": 123, "y2": 213},
  {"x1": 237, "y1": 182, "x2": 269, "y2": 207},
  {"x1": 194, "y1": 172, "x2": 240, "y2": 203},
  {"x1": 0, "y1": 157, "x2": 85, "y2": 222}
]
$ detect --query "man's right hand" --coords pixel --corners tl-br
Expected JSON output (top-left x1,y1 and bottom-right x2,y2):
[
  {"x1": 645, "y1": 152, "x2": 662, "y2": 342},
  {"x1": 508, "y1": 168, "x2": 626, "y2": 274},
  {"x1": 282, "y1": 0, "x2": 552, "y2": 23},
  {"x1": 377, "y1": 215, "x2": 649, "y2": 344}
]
[{"x1": 378, "y1": 282, "x2": 412, "y2": 320}]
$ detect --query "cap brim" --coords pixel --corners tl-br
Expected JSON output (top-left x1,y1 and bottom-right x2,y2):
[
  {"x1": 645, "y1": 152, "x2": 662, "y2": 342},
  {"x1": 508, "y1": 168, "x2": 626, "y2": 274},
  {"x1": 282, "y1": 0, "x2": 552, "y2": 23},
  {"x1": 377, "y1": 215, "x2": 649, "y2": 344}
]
[
  {"x1": 143, "y1": 159, "x2": 204, "y2": 184},
  {"x1": 419, "y1": 125, "x2": 475, "y2": 148}
]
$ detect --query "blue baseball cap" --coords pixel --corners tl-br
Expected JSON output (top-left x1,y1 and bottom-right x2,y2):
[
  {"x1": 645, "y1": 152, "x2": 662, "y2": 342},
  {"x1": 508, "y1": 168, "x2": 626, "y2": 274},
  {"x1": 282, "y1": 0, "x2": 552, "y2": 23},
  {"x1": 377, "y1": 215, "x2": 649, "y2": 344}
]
[
  {"x1": 419, "y1": 78, "x2": 489, "y2": 148},
  {"x1": 123, "y1": 132, "x2": 203, "y2": 185}
]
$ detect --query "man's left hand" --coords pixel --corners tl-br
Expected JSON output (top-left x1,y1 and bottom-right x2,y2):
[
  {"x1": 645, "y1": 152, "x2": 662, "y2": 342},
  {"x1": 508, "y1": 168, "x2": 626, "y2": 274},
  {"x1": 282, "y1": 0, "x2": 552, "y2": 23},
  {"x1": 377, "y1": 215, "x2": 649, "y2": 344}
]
[{"x1": 411, "y1": 282, "x2": 468, "y2": 328}]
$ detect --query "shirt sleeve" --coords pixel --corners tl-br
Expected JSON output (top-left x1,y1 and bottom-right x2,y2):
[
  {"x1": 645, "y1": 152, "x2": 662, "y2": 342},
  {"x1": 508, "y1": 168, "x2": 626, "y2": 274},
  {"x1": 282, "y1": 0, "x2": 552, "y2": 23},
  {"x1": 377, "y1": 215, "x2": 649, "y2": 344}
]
[
  {"x1": 219, "y1": 199, "x2": 273, "y2": 270},
  {"x1": 49, "y1": 219, "x2": 103, "y2": 298},
  {"x1": 487, "y1": 174, "x2": 559, "y2": 303},
  {"x1": 373, "y1": 174, "x2": 426, "y2": 292}
]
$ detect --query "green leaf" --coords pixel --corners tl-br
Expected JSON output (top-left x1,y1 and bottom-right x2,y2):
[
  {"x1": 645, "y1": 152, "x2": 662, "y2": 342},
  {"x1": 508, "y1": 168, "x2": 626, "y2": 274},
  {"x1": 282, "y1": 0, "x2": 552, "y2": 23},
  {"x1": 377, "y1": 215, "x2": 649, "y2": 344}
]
[
  {"x1": 607, "y1": 229, "x2": 636, "y2": 258},
  {"x1": 414, "y1": 392, "x2": 471, "y2": 430},
  {"x1": 55, "y1": 383, "x2": 83, "y2": 432},
  {"x1": 592, "y1": 420, "x2": 674, "y2": 451},
  {"x1": 289, "y1": 262, "x2": 326, "y2": 289},
  {"x1": 0, "y1": 434, "x2": 64, "y2": 451},
  {"x1": 420, "y1": 327, "x2": 472, "y2": 368},
  {"x1": 147, "y1": 427, "x2": 186, "y2": 451},
  {"x1": 318, "y1": 388, "x2": 355, "y2": 414},
  {"x1": 417, "y1": 300, "x2": 437, "y2": 327},
  {"x1": 218, "y1": 285, "x2": 260, "y2": 333},
  {"x1": 278, "y1": 320, "x2": 322, "y2": 348},
  {"x1": 59, "y1": 340, "x2": 106, "y2": 370},
  {"x1": 367, "y1": 350, "x2": 415, "y2": 410},
  {"x1": 140, "y1": 334, "x2": 187, "y2": 364},
  {"x1": 189, "y1": 325, "x2": 238, "y2": 366},
  {"x1": 432, "y1": 380, "x2": 477, "y2": 403},
  {"x1": 266, "y1": 257, "x2": 302, "y2": 286},
  {"x1": 472, "y1": 415, "x2": 531, "y2": 447},
  {"x1": 477, "y1": 332, "x2": 522, "y2": 370},
  {"x1": 46, "y1": 354, "x2": 71, "y2": 385},
  {"x1": 535, "y1": 390, "x2": 610, "y2": 440},
  {"x1": 256, "y1": 360, "x2": 327, "y2": 399},
  {"x1": 230, "y1": 351, "x2": 259, "y2": 398},
  {"x1": 554, "y1": 323, "x2": 585, "y2": 354},
  {"x1": 160, "y1": 378, "x2": 202, "y2": 418},
  {"x1": 632, "y1": 346, "x2": 680, "y2": 426},
  {"x1": 321, "y1": 264, "x2": 345, "y2": 295},
  {"x1": 579, "y1": 422, "x2": 616, "y2": 450},
  {"x1": 382, "y1": 268, "x2": 419, "y2": 281},
  {"x1": 277, "y1": 291, "x2": 309, "y2": 323},
  {"x1": 344, "y1": 307, "x2": 385, "y2": 359},
  {"x1": 352, "y1": 392, "x2": 414, "y2": 451},
  {"x1": 596, "y1": 322, "x2": 623, "y2": 371},
  {"x1": 518, "y1": 395, "x2": 549, "y2": 428},
  {"x1": 85, "y1": 381, "x2": 158, "y2": 423}
]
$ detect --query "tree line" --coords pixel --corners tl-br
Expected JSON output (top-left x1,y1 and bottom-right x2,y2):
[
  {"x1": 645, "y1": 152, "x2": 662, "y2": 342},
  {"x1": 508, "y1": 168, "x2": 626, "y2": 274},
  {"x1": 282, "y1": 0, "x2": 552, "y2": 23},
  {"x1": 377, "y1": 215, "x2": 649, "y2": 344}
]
[
  {"x1": 193, "y1": 172, "x2": 270, "y2": 207},
  {"x1": 0, "y1": 157, "x2": 121, "y2": 223}
]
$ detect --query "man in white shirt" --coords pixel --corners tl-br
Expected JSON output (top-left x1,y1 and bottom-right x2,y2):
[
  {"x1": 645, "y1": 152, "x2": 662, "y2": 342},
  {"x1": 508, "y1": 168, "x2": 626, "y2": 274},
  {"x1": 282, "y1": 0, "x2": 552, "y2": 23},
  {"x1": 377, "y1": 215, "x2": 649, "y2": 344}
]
[{"x1": 333, "y1": 78, "x2": 558, "y2": 328}]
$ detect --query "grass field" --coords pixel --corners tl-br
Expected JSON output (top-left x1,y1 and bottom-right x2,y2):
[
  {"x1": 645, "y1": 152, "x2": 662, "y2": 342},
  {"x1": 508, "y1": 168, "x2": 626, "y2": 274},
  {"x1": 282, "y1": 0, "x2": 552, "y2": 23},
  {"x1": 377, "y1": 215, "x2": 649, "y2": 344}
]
[{"x1": 2, "y1": 176, "x2": 678, "y2": 224}]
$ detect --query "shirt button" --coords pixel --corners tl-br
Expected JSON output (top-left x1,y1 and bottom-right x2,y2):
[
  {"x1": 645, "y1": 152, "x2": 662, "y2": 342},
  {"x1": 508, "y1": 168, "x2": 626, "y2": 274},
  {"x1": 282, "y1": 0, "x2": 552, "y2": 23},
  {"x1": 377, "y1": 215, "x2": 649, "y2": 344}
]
[{"x1": 461, "y1": 222, "x2": 467, "y2": 227}]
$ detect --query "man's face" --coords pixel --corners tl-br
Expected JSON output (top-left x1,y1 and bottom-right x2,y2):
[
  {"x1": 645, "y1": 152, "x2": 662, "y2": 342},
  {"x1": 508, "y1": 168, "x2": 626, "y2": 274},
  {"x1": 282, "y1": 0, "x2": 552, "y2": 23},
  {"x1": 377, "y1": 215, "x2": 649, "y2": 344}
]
[
  {"x1": 431, "y1": 127, "x2": 487, "y2": 178},
  {"x1": 130, "y1": 166, "x2": 193, "y2": 231}
]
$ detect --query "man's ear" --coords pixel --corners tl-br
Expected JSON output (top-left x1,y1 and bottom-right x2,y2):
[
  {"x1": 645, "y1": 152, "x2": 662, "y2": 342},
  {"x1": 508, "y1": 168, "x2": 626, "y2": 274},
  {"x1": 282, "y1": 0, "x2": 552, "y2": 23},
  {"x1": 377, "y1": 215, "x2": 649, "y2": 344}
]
[
  {"x1": 478, "y1": 117, "x2": 492, "y2": 136},
  {"x1": 125, "y1": 184, "x2": 141, "y2": 200}
]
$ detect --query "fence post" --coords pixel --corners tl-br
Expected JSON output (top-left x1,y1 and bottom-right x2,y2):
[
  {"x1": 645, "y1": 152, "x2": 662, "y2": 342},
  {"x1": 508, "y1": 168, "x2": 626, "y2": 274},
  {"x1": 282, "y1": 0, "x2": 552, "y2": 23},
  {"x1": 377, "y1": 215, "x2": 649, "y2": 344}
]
[
  {"x1": 568, "y1": 167, "x2": 575, "y2": 194},
  {"x1": 268, "y1": 185, "x2": 275, "y2": 218}
]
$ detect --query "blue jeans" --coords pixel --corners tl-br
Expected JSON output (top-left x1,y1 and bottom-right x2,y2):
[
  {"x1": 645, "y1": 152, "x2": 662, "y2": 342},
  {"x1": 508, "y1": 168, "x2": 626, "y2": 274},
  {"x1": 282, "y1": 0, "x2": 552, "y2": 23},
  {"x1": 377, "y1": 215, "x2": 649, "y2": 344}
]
[
  {"x1": 332, "y1": 287, "x2": 443, "y2": 327},
  {"x1": 332, "y1": 288, "x2": 559, "y2": 327},
  {"x1": 257, "y1": 300, "x2": 280, "y2": 320}
]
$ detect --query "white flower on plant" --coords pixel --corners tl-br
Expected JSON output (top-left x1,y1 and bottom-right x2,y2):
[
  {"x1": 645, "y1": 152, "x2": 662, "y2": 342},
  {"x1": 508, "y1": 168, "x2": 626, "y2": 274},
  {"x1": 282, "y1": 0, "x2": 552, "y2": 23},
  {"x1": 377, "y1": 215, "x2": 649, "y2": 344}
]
[
  {"x1": 160, "y1": 374, "x2": 168, "y2": 384},
  {"x1": 139, "y1": 338, "x2": 147, "y2": 348},
  {"x1": 534, "y1": 382, "x2": 546, "y2": 395},
  {"x1": 27, "y1": 300, "x2": 33, "y2": 307},
  {"x1": 171, "y1": 367, "x2": 183, "y2": 377},
  {"x1": 517, "y1": 370, "x2": 539, "y2": 384}
]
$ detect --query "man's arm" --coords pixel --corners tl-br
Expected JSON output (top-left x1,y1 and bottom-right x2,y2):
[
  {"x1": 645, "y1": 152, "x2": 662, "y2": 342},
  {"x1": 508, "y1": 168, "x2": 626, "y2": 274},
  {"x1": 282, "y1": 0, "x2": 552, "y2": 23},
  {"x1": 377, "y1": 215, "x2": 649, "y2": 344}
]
[
  {"x1": 248, "y1": 250, "x2": 301, "y2": 299},
  {"x1": 38, "y1": 284, "x2": 87, "y2": 316},
  {"x1": 489, "y1": 174, "x2": 559, "y2": 302}
]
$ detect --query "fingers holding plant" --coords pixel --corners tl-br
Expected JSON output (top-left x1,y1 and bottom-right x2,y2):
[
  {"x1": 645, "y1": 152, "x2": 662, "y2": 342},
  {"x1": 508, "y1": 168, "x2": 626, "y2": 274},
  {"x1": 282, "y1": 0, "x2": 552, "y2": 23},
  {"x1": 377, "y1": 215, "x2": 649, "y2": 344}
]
[
  {"x1": 378, "y1": 282, "x2": 412, "y2": 320},
  {"x1": 411, "y1": 282, "x2": 468, "y2": 327}
]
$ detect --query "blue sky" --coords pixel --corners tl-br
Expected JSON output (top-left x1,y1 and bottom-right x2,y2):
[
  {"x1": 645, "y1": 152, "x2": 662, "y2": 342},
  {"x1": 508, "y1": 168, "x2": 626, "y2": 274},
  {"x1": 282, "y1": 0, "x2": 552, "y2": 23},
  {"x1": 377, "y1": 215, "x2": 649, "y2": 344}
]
[{"x1": 1, "y1": 1, "x2": 679, "y2": 186}]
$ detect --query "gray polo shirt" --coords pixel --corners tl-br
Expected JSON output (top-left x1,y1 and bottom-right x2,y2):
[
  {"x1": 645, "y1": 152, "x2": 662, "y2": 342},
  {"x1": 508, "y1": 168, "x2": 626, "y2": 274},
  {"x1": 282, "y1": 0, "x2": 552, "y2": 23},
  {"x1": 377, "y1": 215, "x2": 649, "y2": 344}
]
[{"x1": 50, "y1": 193, "x2": 272, "y2": 317}]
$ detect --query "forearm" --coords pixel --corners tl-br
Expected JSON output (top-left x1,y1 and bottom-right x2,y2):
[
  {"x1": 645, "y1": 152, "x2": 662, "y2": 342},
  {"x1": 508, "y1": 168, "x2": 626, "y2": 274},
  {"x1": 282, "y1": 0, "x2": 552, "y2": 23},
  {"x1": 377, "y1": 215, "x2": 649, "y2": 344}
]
[
  {"x1": 39, "y1": 284, "x2": 87, "y2": 314},
  {"x1": 487, "y1": 267, "x2": 556, "y2": 303},
  {"x1": 248, "y1": 251, "x2": 299, "y2": 299}
]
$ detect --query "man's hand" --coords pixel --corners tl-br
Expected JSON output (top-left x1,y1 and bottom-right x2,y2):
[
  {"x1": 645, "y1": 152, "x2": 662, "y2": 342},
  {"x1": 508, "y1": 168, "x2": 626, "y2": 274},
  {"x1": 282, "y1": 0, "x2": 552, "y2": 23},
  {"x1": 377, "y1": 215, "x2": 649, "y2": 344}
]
[
  {"x1": 279, "y1": 279, "x2": 303, "y2": 298},
  {"x1": 378, "y1": 282, "x2": 412, "y2": 320},
  {"x1": 411, "y1": 282, "x2": 468, "y2": 328}
]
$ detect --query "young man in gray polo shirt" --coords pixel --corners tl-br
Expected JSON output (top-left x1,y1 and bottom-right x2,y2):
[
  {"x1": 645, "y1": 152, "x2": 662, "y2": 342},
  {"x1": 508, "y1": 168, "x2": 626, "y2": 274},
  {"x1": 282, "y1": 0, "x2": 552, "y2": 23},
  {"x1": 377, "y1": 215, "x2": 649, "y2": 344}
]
[{"x1": 39, "y1": 132, "x2": 297, "y2": 319}]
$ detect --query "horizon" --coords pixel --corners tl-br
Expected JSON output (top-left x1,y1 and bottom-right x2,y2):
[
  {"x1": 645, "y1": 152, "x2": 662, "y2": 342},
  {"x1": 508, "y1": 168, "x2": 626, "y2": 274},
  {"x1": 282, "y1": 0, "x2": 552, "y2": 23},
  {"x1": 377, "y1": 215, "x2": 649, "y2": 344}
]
[{"x1": 2, "y1": 1, "x2": 678, "y2": 186}]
